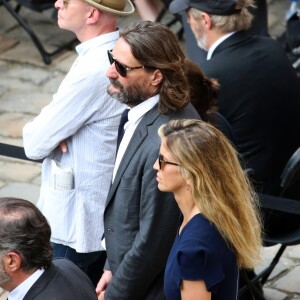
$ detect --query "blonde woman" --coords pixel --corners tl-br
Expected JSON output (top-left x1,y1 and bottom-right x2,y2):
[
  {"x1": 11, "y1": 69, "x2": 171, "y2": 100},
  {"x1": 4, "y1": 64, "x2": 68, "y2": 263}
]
[{"x1": 153, "y1": 119, "x2": 262, "y2": 300}]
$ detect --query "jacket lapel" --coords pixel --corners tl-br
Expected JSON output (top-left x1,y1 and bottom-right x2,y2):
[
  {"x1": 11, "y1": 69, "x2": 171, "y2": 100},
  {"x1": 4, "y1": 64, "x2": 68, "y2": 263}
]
[{"x1": 105, "y1": 105, "x2": 160, "y2": 208}]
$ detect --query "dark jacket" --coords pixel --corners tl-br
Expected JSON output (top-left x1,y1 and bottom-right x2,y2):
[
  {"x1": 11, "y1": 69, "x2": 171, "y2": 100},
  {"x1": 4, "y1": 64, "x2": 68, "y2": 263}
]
[
  {"x1": 23, "y1": 258, "x2": 97, "y2": 300},
  {"x1": 104, "y1": 103, "x2": 200, "y2": 299},
  {"x1": 201, "y1": 31, "x2": 300, "y2": 194}
]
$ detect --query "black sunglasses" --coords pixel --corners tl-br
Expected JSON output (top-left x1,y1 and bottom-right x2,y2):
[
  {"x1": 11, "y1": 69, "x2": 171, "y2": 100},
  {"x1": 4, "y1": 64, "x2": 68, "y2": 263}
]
[
  {"x1": 107, "y1": 50, "x2": 145, "y2": 77},
  {"x1": 158, "y1": 154, "x2": 180, "y2": 170}
]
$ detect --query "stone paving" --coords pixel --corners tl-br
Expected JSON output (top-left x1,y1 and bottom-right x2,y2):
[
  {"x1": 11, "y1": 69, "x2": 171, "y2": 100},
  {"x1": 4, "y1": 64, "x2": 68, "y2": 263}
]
[{"x1": 0, "y1": 0, "x2": 299, "y2": 299}]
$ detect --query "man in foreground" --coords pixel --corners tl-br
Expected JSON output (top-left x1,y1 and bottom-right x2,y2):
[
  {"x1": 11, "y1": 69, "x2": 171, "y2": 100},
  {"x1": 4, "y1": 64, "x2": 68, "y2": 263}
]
[{"x1": 0, "y1": 197, "x2": 98, "y2": 299}]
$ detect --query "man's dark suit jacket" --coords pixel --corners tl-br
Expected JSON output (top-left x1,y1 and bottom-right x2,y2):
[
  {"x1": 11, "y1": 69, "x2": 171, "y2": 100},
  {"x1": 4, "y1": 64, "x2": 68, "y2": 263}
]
[
  {"x1": 23, "y1": 258, "x2": 97, "y2": 300},
  {"x1": 104, "y1": 103, "x2": 200, "y2": 299},
  {"x1": 200, "y1": 31, "x2": 300, "y2": 195}
]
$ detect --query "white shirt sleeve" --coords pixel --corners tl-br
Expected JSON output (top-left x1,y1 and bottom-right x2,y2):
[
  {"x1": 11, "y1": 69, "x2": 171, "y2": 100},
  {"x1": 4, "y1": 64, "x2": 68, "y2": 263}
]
[{"x1": 23, "y1": 62, "x2": 107, "y2": 159}]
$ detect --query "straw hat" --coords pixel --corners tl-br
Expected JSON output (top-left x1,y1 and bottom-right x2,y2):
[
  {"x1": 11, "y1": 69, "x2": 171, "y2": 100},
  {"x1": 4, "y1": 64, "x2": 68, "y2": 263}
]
[{"x1": 84, "y1": 0, "x2": 135, "y2": 16}]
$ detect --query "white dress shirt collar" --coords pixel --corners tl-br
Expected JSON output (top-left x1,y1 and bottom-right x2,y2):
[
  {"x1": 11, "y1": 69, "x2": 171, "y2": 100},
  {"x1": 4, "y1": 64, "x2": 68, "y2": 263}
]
[
  {"x1": 125, "y1": 94, "x2": 160, "y2": 129},
  {"x1": 207, "y1": 32, "x2": 236, "y2": 60},
  {"x1": 76, "y1": 30, "x2": 119, "y2": 56},
  {"x1": 8, "y1": 268, "x2": 45, "y2": 300}
]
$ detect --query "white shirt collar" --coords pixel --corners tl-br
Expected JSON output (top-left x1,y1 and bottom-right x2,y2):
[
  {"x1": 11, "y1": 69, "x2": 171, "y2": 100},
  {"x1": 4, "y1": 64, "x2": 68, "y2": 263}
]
[
  {"x1": 8, "y1": 268, "x2": 45, "y2": 300},
  {"x1": 207, "y1": 32, "x2": 236, "y2": 60},
  {"x1": 76, "y1": 30, "x2": 119, "y2": 56},
  {"x1": 126, "y1": 94, "x2": 160, "y2": 128}
]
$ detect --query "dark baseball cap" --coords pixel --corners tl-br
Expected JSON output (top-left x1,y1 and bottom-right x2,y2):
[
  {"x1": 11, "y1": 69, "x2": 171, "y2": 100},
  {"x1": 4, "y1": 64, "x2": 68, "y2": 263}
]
[{"x1": 169, "y1": 0, "x2": 241, "y2": 16}]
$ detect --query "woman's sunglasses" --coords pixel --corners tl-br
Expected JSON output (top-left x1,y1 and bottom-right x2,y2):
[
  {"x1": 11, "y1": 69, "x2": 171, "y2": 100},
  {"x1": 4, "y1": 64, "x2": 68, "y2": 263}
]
[
  {"x1": 158, "y1": 154, "x2": 180, "y2": 170},
  {"x1": 107, "y1": 50, "x2": 145, "y2": 77}
]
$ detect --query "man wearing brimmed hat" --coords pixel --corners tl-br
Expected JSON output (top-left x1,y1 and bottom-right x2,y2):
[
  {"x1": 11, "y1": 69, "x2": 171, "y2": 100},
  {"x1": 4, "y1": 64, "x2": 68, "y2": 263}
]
[
  {"x1": 23, "y1": 0, "x2": 134, "y2": 287},
  {"x1": 84, "y1": 0, "x2": 134, "y2": 15},
  {"x1": 169, "y1": 0, "x2": 300, "y2": 298}
]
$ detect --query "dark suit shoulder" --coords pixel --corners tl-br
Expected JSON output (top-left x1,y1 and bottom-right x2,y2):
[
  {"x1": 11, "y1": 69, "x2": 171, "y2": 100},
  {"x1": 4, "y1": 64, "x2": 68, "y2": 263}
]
[
  {"x1": 202, "y1": 32, "x2": 294, "y2": 76},
  {"x1": 170, "y1": 103, "x2": 200, "y2": 119},
  {"x1": 143, "y1": 103, "x2": 200, "y2": 143},
  {"x1": 23, "y1": 259, "x2": 97, "y2": 300}
]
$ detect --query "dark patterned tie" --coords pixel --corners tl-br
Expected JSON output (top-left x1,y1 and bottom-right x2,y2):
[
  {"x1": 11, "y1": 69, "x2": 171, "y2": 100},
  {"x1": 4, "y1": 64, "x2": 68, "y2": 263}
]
[{"x1": 116, "y1": 108, "x2": 129, "y2": 153}]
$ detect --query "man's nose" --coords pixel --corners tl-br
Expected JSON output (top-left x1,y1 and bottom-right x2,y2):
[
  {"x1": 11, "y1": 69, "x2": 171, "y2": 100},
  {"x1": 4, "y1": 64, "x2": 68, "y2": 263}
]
[{"x1": 106, "y1": 63, "x2": 118, "y2": 79}]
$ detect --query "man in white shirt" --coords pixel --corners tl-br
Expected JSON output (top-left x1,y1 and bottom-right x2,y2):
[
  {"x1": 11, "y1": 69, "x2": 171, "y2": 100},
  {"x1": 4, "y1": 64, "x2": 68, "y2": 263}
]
[
  {"x1": 22, "y1": 0, "x2": 134, "y2": 286},
  {"x1": 0, "y1": 197, "x2": 97, "y2": 300}
]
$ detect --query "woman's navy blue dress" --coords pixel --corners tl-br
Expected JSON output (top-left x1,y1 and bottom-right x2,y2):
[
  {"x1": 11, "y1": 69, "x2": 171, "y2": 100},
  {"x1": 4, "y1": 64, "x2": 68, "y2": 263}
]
[{"x1": 164, "y1": 214, "x2": 238, "y2": 300}]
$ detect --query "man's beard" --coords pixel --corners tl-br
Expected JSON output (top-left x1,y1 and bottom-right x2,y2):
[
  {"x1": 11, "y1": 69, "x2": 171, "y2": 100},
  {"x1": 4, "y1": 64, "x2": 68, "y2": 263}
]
[
  {"x1": 196, "y1": 36, "x2": 208, "y2": 51},
  {"x1": 107, "y1": 78, "x2": 152, "y2": 107},
  {"x1": 192, "y1": 23, "x2": 209, "y2": 51}
]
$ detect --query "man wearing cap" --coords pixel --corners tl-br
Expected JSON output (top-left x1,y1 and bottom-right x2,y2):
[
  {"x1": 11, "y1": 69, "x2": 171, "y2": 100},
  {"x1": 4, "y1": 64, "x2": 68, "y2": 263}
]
[
  {"x1": 179, "y1": 0, "x2": 269, "y2": 67},
  {"x1": 169, "y1": 0, "x2": 300, "y2": 196},
  {"x1": 23, "y1": 0, "x2": 134, "y2": 286}
]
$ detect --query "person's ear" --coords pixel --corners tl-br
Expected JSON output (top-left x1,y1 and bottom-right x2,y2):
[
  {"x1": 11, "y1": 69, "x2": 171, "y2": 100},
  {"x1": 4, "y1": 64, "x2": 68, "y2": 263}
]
[
  {"x1": 86, "y1": 7, "x2": 100, "y2": 24},
  {"x1": 181, "y1": 171, "x2": 192, "y2": 189},
  {"x1": 150, "y1": 69, "x2": 163, "y2": 87},
  {"x1": 3, "y1": 252, "x2": 22, "y2": 273},
  {"x1": 201, "y1": 12, "x2": 213, "y2": 30},
  {"x1": 184, "y1": 176, "x2": 192, "y2": 188}
]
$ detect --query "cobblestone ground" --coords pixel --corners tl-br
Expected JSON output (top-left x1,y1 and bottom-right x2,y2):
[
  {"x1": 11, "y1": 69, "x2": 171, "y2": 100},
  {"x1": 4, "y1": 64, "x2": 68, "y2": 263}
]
[{"x1": 0, "y1": 0, "x2": 299, "y2": 299}]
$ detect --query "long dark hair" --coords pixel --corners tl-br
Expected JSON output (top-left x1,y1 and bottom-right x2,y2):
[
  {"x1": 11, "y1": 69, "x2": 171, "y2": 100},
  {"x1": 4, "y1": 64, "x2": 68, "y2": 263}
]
[
  {"x1": 185, "y1": 59, "x2": 219, "y2": 121},
  {"x1": 120, "y1": 21, "x2": 190, "y2": 114}
]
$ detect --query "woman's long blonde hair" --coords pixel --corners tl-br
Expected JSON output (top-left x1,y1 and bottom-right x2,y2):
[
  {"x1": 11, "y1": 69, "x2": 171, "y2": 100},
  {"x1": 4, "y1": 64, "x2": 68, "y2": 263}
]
[{"x1": 158, "y1": 119, "x2": 262, "y2": 269}]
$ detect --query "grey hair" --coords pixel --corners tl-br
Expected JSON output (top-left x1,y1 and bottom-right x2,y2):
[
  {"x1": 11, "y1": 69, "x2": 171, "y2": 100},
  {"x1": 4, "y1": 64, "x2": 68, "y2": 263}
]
[{"x1": 190, "y1": 0, "x2": 255, "y2": 32}]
